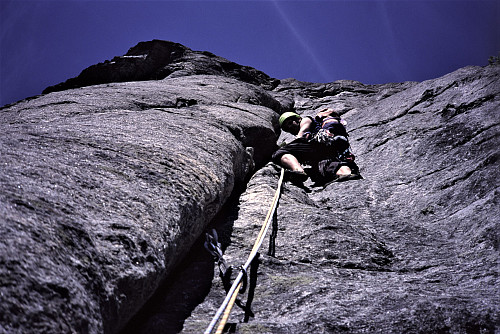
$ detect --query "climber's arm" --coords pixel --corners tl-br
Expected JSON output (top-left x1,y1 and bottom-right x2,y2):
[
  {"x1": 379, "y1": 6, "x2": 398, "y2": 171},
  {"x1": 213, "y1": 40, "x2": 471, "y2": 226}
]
[{"x1": 297, "y1": 117, "x2": 313, "y2": 139}]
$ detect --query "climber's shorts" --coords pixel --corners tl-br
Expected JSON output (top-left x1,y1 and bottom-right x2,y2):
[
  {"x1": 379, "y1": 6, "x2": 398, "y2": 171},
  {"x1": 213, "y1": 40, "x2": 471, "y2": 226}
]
[{"x1": 272, "y1": 138, "x2": 330, "y2": 164}]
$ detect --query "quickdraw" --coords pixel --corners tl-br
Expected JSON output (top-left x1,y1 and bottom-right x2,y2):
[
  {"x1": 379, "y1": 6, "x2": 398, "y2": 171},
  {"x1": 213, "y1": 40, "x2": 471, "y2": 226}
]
[{"x1": 204, "y1": 168, "x2": 285, "y2": 334}]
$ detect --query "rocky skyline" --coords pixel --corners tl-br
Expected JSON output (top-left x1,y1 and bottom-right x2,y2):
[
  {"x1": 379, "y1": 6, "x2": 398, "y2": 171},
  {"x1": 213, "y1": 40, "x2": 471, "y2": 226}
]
[{"x1": 2, "y1": 1, "x2": 498, "y2": 107}]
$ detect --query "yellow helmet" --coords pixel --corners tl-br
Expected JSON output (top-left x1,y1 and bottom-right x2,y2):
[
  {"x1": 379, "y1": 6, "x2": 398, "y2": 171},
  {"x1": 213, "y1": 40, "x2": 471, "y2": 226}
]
[{"x1": 278, "y1": 112, "x2": 300, "y2": 127}]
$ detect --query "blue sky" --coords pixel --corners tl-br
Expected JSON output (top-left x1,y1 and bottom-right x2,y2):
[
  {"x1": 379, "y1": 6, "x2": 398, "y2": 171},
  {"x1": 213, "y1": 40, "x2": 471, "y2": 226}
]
[{"x1": 1, "y1": 0, "x2": 498, "y2": 107}]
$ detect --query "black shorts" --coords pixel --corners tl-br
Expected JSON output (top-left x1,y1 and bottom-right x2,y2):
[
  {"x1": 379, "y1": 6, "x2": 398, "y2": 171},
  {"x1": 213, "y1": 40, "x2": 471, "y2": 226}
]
[
  {"x1": 271, "y1": 138, "x2": 333, "y2": 165},
  {"x1": 272, "y1": 138, "x2": 359, "y2": 182}
]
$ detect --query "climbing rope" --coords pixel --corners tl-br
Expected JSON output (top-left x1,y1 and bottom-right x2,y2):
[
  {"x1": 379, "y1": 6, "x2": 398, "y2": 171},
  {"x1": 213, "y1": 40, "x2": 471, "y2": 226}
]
[{"x1": 204, "y1": 168, "x2": 285, "y2": 334}]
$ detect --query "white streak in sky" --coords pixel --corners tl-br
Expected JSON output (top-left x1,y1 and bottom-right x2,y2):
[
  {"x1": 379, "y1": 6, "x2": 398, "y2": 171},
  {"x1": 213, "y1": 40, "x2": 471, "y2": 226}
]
[
  {"x1": 272, "y1": 1, "x2": 331, "y2": 82},
  {"x1": 377, "y1": 1, "x2": 409, "y2": 82}
]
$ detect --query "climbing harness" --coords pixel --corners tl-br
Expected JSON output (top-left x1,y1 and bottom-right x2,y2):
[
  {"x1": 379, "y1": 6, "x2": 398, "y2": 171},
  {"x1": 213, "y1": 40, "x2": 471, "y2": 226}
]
[{"x1": 204, "y1": 168, "x2": 285, "y2": 334}]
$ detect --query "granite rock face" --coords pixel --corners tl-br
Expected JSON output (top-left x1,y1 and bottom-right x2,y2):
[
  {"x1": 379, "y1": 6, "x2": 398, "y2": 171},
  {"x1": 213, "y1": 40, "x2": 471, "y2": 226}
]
[
  {"x1": 1, "y1": 40, "x2": 499, "y2": 334},
  {"x1": 1, "y1": 73, "x2": 281, "y2": 333},
  {"x1": 42, "y1": 40, "x2": 279, "y2": 94},
  {"x1": 180, "y1": 65, "x2": 500, "y2": 333}
]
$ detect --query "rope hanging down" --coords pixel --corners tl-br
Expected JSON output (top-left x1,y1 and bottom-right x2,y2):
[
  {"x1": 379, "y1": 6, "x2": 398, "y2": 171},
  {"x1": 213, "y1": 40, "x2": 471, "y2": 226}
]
[{"x1": 204, "y1": 168, "x2": 285, "y2": 334}]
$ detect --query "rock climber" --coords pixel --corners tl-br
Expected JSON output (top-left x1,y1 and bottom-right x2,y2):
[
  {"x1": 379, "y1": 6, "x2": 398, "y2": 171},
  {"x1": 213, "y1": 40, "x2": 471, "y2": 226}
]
[{"x1": 272, "y1": 109, "x2": 361, "y2": 185}]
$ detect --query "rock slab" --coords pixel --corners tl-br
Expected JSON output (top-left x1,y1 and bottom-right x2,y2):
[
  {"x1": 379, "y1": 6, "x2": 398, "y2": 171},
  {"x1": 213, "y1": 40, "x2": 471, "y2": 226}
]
[
  {"x1": 1, "y1": 74, "x2": 281, "y2": 333},
  {"x1": 1, "y1": 39, "x2": 499, "y2": 334},
  {"x1": 182, "y1": 65, "x2": 500, "y2": 333}
]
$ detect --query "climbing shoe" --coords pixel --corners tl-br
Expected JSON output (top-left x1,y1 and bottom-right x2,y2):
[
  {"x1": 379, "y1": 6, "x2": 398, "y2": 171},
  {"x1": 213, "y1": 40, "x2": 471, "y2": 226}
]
[
  {"x1": 334, "y1": 173, "x2": 362, "y2": 182},
  {"x1": 285, "y1": 170, "x2": 309, "y2": 183},
  {"x1": 322, "y1": 173, "x2": 363, "y2": 187}
]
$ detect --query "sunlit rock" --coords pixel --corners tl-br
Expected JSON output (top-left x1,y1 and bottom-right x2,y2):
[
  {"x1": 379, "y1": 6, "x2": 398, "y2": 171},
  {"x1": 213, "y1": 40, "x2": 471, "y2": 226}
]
[{"x1": 1, "y1": 40, "x2": 498, "y2": 334}]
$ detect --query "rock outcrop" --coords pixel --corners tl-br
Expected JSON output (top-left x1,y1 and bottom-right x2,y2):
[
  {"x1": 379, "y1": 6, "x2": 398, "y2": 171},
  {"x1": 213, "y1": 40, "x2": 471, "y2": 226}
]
[
  {"x1": 42, "y1": 40, "x2": 279, "y2": 94},
  {"x1": 180, "y1": 65, "x2": 500, "y2": 333},
  {"x1": 1, "y1": 73, "x2": 281, "y2": 333},
  {"x1": 1, "y1": 40, "x2": 499, "y2": 334}
]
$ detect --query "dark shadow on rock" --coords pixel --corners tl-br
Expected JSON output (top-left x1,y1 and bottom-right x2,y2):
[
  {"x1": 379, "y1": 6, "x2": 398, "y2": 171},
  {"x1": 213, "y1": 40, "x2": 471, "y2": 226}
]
[
  {"x1": 119, "y1": 235, "x2": 215, "y2": 334},
  {"x1": 119, "y1": 190, "x2": 243, "y2": 334}
]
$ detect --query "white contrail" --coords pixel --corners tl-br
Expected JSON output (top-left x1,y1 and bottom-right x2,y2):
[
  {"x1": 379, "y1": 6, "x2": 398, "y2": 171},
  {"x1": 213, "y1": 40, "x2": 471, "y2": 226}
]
[
  {"x1": 272, "y1": 0, "x2": 331, "y2": 82},
  {"x1": 377, "y1": 1, "x2": 411, "y2": 82}
]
